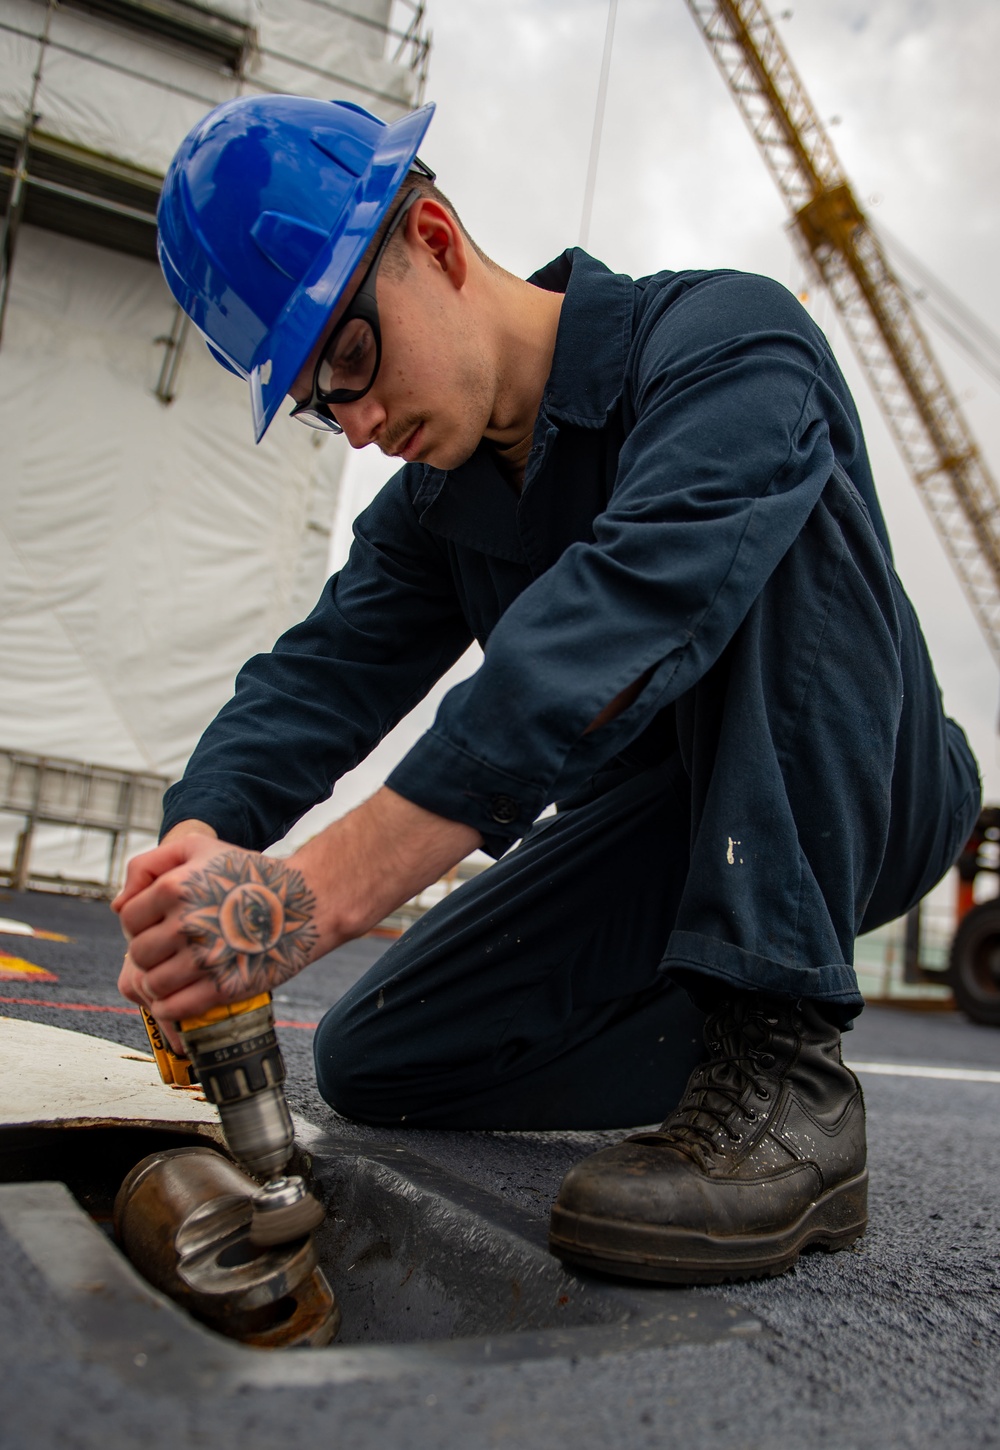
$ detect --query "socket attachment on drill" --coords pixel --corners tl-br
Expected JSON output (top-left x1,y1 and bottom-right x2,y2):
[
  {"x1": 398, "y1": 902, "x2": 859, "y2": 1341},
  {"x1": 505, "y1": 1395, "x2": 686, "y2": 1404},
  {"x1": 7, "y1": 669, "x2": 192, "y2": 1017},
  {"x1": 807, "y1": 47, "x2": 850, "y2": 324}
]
[
  {"x1": 180, "y1": 996, "x2": 295, "y2": 1178},
  {"x1": 142, "y1": 994, "x2": 326, "y2": 1243},
  {"x1": 250, "y1": 1175, "x2": 326, "y2": 1246}
]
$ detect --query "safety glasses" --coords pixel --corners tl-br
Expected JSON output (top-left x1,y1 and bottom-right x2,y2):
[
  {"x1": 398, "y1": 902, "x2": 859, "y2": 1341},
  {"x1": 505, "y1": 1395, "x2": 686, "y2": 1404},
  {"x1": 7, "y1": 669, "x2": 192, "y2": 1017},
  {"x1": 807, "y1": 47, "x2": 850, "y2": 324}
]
[{"x1": 289, "y1": 188, "x2": 423, "y2": 434}]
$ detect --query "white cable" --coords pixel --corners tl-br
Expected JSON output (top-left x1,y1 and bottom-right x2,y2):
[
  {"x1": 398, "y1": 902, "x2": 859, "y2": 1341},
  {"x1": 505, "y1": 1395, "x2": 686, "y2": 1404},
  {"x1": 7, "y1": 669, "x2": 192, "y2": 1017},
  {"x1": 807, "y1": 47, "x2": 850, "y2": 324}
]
[{"x1": 579, "y1": 0, "x2": 619, "y2": 250}]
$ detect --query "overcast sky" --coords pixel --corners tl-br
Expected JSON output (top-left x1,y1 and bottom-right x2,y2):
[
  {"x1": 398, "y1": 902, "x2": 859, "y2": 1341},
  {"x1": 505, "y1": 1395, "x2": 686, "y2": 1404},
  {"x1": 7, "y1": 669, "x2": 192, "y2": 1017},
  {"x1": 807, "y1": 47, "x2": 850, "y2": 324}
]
[{"x1": 291, "y1": 0, "x2": 1000, "y2": 846}]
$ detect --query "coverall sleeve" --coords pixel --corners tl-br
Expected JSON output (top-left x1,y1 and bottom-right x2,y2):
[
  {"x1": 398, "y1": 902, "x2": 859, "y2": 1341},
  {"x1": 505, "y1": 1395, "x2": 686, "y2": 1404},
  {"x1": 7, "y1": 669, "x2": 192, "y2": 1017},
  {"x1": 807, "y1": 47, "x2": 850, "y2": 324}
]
[
  {"x1": 160, "y1": 472, "x2": 473, "y2": 849},
  {"x1": 387, "y1": 272, "x2": 867, "y2": 852}
]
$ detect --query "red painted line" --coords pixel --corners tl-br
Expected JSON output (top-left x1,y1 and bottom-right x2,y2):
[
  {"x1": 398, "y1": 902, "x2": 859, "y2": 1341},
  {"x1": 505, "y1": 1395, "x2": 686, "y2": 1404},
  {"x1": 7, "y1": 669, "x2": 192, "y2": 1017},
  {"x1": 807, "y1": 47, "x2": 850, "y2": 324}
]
[
  {"x1": 0, "y1": 995, "x2": 319, "y2": 1030},
  {"x1": 0, "y1": 995, "x2": 141, "y2": 1016}
]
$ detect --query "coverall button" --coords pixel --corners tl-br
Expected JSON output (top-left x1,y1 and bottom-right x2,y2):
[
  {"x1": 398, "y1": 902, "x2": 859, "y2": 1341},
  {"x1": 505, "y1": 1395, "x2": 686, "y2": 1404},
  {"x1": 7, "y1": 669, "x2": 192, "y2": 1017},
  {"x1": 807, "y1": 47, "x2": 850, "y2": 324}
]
[{"x1": 488, "y1": 794, "x2": 519, "y2": 825}]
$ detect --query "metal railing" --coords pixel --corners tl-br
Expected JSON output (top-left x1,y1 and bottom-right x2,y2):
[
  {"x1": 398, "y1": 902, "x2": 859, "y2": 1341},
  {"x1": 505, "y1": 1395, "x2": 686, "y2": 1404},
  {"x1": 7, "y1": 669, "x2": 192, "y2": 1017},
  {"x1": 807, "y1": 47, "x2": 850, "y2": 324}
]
[{"x1": 0, "y1": 748, "x2": 169, "y2": 896}]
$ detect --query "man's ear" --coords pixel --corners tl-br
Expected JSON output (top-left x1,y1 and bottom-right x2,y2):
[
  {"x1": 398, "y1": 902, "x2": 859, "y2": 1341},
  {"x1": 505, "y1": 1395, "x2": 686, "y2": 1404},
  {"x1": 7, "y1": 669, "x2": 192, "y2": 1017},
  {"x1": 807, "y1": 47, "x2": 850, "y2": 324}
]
[{"x1": 408, "y1": 198, "x2": 468, "y2": 290}]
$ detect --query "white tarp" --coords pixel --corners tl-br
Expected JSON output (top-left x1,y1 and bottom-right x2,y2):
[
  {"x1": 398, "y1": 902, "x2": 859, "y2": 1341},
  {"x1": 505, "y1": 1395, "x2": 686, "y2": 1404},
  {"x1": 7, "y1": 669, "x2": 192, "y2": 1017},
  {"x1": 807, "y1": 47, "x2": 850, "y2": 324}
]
[
  {"x1": 251, "y1": 0, "x2": 418, "y2": 111},
  {"x1": 0, "y1": 226, "x2": 342, "y2": 778},
  {"x1": 0, "y1": 0, "x2": 424, "y2": 881},
  {"x1": 0, "y1": 0, "x2": 416, "y2": 173}
]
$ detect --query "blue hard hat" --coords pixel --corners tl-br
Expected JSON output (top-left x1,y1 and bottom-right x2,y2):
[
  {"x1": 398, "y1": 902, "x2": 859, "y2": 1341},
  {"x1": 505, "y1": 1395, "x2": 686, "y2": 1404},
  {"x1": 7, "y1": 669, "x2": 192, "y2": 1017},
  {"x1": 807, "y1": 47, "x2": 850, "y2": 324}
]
[{"x1": 157, "y1": 95, "x2": 435, "y2": 441}]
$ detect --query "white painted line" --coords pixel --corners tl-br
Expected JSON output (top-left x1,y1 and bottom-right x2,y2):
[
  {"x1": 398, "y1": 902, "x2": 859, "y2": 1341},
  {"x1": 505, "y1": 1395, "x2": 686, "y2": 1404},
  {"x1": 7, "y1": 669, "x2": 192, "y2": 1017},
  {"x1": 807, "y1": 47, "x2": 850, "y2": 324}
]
[
  {"x1": 0, "y1": 918, "x2": 34, "y2": 937},
  {"x1": 848, "y1": 1060, "x2": 1000, "y2": 1084}
]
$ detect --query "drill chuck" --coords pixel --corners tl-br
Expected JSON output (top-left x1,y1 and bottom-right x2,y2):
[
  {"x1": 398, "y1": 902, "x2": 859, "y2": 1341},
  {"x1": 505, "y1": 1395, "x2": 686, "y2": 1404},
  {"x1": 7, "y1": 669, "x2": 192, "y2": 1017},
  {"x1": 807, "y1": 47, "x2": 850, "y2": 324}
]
[{"x1": 180, "y1": 998, "x2": 295, "y2": 1178}]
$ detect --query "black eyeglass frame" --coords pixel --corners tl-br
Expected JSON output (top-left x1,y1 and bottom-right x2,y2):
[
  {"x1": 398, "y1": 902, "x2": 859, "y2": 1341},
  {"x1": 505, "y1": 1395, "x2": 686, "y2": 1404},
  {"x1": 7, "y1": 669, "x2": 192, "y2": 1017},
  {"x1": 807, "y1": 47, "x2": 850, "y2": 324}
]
[{"x1": 289, "y1": 180, "x2": 429, "y2": 434}]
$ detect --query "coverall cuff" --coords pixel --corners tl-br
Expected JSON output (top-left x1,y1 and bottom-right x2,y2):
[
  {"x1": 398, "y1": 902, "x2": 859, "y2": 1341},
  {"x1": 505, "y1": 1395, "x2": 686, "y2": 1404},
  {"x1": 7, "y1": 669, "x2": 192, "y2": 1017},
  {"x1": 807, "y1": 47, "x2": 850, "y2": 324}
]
[
  {"x1": 662, "y1": 930, "x2": 865, "y2": 1016},
  {"x1": 159, "y1": 786, "x2": 253, "y2": 847},
  {"x1": 386, "y1": 730, "x2": 548, "y2": 860}
]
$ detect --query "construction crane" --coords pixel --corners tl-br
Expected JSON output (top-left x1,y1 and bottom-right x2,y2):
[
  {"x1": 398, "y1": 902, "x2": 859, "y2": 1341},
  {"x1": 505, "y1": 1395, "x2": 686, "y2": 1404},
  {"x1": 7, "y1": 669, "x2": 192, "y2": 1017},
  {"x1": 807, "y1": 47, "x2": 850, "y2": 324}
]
[
  {"x1": 683, "y1": 0, "x2": 1000, "y2": 667},
  {"x1": 682, "y1": 0, "x2": 1000, "y2": 1024}
]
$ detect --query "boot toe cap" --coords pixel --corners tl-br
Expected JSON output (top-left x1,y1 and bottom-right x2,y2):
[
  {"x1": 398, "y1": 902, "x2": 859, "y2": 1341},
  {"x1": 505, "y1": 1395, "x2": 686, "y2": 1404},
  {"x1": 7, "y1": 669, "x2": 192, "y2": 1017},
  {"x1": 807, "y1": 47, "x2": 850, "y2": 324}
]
[
  {"x1": 553, "y1": 1140, "x2": 824, "y2": 1238},
  {"x1": 554, "y1": 1141, "x2": 715, "y2": 1230}
]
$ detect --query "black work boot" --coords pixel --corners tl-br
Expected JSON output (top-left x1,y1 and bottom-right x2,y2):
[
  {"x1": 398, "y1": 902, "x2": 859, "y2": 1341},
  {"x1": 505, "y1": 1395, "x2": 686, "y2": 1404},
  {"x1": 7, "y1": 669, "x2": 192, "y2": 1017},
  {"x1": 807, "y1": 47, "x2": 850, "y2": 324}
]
[{"x1": 549, "y1": 994, "x2": 867, "y2": 1283}]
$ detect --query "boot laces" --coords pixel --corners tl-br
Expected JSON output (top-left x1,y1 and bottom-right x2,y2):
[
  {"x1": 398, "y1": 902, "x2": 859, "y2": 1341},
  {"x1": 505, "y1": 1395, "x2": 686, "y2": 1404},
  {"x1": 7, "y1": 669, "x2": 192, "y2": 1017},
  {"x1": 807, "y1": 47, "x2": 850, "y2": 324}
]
[{"x1": 642, "y1": 1005, "x2": 783, "y2": 1162}]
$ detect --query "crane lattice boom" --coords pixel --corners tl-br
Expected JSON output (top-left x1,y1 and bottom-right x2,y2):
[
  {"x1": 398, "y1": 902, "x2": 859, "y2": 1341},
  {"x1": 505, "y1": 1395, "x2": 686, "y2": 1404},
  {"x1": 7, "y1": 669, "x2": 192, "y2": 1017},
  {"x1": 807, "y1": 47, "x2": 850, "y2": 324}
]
[{"x1": 685, "y1": 0, "x2": 1000, "y2": 664}]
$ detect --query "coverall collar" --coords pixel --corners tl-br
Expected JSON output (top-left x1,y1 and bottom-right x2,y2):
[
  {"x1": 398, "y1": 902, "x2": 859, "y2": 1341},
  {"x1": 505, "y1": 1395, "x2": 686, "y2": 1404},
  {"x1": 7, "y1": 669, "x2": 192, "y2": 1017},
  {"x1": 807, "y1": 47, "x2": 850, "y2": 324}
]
[
  {"x1": 529, "y1": 248, "x2": 633, "y2": 429},
  {"x1": 413, "y1": 250, "x2": 633, "y2": 559}
]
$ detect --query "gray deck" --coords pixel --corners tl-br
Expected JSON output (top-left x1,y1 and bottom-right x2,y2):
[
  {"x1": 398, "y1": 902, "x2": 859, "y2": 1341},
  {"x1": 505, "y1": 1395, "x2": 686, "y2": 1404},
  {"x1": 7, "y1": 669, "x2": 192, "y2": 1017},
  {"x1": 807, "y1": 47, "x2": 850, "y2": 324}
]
[{"x1": 2, "y1": 888, "x2": 1000, "y2": 1449}]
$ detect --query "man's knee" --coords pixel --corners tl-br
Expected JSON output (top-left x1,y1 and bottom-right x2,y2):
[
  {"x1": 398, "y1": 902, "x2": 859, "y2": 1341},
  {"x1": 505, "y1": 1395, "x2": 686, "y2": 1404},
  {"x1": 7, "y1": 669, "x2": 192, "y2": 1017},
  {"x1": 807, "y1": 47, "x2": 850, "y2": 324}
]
[{"x1": 313, "y1": 997, "x2": 399, "y2": 1124}]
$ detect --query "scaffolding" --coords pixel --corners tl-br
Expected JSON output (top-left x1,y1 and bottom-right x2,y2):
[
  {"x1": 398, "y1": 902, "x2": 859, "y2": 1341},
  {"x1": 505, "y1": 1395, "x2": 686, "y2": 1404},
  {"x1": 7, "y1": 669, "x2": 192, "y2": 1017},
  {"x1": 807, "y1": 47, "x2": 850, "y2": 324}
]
[
  {"x1": 0, "y1": 0, "x2": 431, "y2": 889},
  {"x1": 0, "y1": 747, "x2": 169, "y2": 895},
  {"x1": 0, "y1": 0, "x2": 431, "y2": 335}
]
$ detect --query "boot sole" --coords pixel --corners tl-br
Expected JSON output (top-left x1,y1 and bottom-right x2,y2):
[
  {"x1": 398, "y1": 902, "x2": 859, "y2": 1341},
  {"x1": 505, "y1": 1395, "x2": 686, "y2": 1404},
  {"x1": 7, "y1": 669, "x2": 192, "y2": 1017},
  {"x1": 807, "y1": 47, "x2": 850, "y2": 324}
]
[{"x1": 549, "y1": 1170, "x2": 868, "y2": 1285}]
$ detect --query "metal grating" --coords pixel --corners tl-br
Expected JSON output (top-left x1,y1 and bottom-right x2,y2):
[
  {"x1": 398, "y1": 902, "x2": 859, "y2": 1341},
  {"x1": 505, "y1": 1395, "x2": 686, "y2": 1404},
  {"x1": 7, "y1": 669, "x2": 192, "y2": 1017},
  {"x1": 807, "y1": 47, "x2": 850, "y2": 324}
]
[
  {"x1": 60, "y1": 0, "x2": 254, "y2": 72},
  {"x1": 0, "y1": 129, "x2": 162, "y2": 261}
]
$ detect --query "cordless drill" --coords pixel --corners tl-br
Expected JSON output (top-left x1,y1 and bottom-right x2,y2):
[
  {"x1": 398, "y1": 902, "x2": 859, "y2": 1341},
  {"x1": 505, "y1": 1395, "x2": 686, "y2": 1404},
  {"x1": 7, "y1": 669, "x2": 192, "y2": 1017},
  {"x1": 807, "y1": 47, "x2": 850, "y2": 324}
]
[{"x1": 141, "y1": 993, "x2": 324, "y2": 1245}]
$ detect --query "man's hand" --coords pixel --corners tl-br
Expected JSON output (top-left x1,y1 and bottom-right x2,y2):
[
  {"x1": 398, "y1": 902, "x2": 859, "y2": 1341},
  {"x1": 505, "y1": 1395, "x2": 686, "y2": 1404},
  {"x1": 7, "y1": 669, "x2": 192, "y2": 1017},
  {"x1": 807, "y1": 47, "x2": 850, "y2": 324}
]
[
  {"x1": 117, "y1": 819, "x2": 222, "y2": 1047},
  {"x1": 114, "y1": 789, "x2": 481, "y2": 1037},
  {"x1": 115, "y1": 834, "x2": 320, "y2": 1029}
]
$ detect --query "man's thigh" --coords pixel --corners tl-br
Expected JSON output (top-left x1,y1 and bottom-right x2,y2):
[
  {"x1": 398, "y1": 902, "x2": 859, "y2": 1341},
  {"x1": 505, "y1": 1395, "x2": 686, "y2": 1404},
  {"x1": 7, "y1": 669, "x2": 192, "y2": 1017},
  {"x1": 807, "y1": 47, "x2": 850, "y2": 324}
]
[
  {"x1": 314, "y1": 757, "x2": 700, "y2": 1125},
  {"x1": 667, "y1": 465, "x2": 980, "y2": 1010}
]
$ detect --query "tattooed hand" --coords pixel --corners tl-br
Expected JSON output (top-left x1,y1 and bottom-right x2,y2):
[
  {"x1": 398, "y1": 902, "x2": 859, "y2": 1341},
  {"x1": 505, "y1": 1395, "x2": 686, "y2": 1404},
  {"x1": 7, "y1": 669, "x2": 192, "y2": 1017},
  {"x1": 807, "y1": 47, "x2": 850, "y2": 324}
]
[
  {"x1": 180, "y1": 850, "x2": 318, "y2": 997},
  {"x1": 114, "y1": 789, "x2": 482, "y2": 1033},
  {"x1": 114, "y1": 834, "x2": 323, "y2": 1028}
]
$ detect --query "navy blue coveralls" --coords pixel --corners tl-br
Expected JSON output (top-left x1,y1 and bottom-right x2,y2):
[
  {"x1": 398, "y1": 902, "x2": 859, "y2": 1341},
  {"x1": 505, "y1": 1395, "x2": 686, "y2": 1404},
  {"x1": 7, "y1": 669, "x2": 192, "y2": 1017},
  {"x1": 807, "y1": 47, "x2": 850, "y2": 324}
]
[{"x1": 162, "y1": 250, "x2": 981, "y2": 1130}]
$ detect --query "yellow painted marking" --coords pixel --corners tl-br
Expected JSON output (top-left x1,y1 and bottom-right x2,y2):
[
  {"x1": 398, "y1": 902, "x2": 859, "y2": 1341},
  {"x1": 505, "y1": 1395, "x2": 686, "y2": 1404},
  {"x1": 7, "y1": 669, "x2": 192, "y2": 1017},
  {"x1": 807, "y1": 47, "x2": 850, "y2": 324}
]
[{"x1": 0, "y1": 954, "x2": 59, "y2": 982}]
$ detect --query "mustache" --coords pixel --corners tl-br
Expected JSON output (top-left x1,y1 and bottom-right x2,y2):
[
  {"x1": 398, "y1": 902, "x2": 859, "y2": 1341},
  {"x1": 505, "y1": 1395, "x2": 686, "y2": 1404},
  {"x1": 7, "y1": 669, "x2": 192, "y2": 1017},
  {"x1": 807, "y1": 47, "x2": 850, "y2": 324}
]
[{"x1": 380, "y1": 415, "x2": 424, "y2": 456}]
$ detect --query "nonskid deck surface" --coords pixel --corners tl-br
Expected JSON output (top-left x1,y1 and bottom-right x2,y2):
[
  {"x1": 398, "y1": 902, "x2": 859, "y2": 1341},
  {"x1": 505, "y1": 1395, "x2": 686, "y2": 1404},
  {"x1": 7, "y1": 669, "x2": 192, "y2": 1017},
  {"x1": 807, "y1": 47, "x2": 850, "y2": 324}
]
[{"x1": 3, "y1": 887, "x2": 1000, "y2": 1450}]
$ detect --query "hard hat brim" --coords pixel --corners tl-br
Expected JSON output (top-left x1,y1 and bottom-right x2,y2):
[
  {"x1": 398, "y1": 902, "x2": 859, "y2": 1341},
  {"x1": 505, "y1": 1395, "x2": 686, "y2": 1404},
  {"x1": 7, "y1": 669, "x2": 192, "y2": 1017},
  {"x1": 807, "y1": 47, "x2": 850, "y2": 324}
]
[{"x1": 248, "y1": 101, "x2": 436, "y2": 443}]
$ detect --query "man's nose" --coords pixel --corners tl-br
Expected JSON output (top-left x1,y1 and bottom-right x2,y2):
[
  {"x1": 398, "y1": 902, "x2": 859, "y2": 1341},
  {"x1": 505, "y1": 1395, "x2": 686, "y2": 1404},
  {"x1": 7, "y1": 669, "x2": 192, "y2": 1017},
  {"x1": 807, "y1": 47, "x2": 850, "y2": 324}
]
[{"x1": 335, "y1": 394, "x2": 386, "y2": 450}]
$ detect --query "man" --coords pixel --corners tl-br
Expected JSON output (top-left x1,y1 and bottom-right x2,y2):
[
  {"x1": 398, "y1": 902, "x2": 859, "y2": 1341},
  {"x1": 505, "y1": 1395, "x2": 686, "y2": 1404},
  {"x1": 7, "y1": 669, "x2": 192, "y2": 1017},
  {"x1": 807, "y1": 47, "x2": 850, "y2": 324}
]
[{"x1": 117, "y1": 95, "x2": 981, "y2": 1284}]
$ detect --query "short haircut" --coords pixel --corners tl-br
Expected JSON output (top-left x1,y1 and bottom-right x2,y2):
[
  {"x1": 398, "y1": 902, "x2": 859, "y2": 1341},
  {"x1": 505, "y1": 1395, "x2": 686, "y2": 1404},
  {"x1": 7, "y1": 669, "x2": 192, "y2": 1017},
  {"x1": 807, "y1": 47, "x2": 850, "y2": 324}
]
[{"x1": 371, "y1": 168, "x2": 498, "y2": 278}]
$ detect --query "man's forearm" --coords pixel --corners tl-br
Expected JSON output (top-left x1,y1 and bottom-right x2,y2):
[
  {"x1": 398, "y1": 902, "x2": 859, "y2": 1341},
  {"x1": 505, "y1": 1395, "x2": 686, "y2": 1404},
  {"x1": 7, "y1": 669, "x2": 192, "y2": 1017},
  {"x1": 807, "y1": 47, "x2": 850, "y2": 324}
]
[
  {"x1": 291, "y1": 786, "x2": 483, "y2": 952},
  {"x1": 160, "y1": 818, "x2": 219, "y2": 846},
  {"x1": 117, "y1": 788, "x2": 482, "y2": 1026}
]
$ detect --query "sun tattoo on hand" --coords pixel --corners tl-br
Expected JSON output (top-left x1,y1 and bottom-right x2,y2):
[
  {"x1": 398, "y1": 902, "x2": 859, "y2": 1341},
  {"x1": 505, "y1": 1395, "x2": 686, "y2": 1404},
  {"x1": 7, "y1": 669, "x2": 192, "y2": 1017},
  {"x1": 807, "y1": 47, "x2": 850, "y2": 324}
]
[{"x1": 180, "y1": 851, "x2": 319, "y2": 997}]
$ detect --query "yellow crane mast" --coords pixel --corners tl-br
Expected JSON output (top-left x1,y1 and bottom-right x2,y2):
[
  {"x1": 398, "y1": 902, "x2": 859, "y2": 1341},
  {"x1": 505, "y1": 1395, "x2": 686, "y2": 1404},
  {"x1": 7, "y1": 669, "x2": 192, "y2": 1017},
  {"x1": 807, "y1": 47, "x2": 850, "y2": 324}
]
[{"x1": 684, "y1": 0, "x2": 1000, "y2": 665}]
